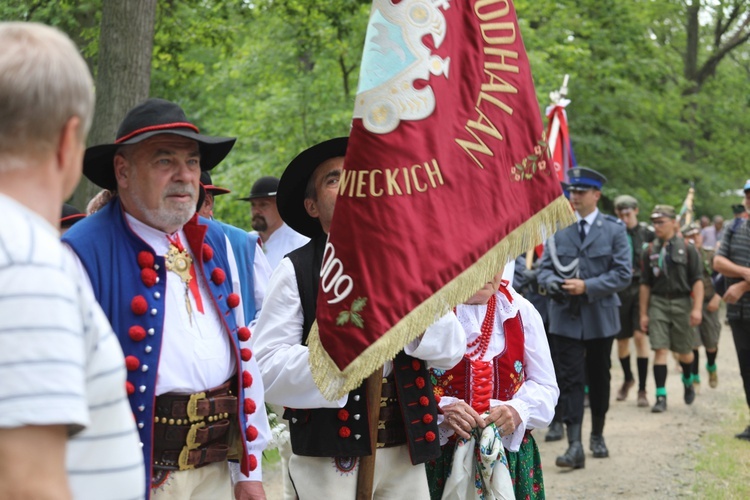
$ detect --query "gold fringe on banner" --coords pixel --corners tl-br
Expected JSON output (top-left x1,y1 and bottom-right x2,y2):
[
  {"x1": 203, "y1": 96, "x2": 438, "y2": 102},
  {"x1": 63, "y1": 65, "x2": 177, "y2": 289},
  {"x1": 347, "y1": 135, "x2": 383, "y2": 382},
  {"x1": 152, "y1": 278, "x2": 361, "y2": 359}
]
[{"x1": 308, "y1": 195, "x2": 576, "y2": 400}]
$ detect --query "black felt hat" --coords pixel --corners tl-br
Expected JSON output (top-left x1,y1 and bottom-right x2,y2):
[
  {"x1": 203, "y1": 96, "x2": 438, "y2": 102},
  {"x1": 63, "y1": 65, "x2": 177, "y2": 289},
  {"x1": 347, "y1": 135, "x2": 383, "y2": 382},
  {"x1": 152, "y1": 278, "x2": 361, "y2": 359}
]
[
  {"x1": 60, "y1": 203, "x2": 85, "y2": 228},
  {"x1": 239, "y1": 176, "x2": 280, "y2": 201},
  {"x1": 277, "y1": 137, "x2": 348, "y2": 238},
  {"x1": 83, "y1": 98, "x2": 236, "y2": 190},
  {"x1": 200, "y1": 171, "x2": 231, "y2": 196}
]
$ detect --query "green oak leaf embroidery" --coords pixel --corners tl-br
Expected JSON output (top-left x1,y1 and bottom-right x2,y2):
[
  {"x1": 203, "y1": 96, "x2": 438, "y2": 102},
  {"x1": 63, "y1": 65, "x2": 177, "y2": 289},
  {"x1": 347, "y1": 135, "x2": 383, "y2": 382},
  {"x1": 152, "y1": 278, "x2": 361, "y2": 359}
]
[{"x1": 336, "y1": 297, "x2": 368, "y2": 329}]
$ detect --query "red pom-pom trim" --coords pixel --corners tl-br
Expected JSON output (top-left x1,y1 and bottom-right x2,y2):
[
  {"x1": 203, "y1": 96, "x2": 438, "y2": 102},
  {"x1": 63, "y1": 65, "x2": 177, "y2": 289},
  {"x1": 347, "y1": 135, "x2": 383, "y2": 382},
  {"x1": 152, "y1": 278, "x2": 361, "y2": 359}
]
[
  {"x1": 240, "y1": 348, "x2": 252, "y2": 362},
  {"x1": 244, "y1": 398, "x2": 257, "y2": 415},
  {"x1": 237, "y1": 327, "x2": 251, "y2": 342},
  {"x1": 248, "y1": 454, "x2": 258, "y2": 471},
  {"x1": 425, "y1": 431, "x2": 436, "y2": 442},
  {"x1": 242, "y1": 370, "x2": 253, "y2": 388},
  {"x1": 125, "y1": 355, "x2": 140, "y2": 371},
  {"x1": 211, "y1": 268, "x2": 226, "y2": 285},
  {"x1": 415, "y1": 377, "x2": 426, "y2": 389},
  {"x1": 202, "y1": 244, "x2": 214, "y2": 262},
  {"x1": 434, "y1": 395, "x2": 442, "y2": 405},
  {"x1": 338, "y1": 426, "x2": 351, "y2": 438},
  {"x1": 131, "y1": 295, "x2": 148, "y2": 316},
  {"x1": 137, "y1": 251, "x2": 154, "y2": 269},
  {"x1": 227, "y1": 293, "x2": 240, "y2": 309},
  {"x1": 126, "y1": 381, "x2": 135, "y2": 395},
  {"x1": 128, "y1": 325, "x2": 146, "y2": 342},
  {"x1": 337, "y1": 409, "x2": 349, "y2": 421},
  {"x1": 141, "y1": 268, "x2": 158, "y2": 288},
  {"x1": 419, "y1": 396, "x2": 430, "y2": 407},
  {"x1": 422, "y1": 413, "x2": 434, "y2": 424},
  {"x1": 412, "y1": 360, "x2": 421, "y2": 371},
  {"x1": 246, "y1": 425, "x2": 258, "y2": 442}
]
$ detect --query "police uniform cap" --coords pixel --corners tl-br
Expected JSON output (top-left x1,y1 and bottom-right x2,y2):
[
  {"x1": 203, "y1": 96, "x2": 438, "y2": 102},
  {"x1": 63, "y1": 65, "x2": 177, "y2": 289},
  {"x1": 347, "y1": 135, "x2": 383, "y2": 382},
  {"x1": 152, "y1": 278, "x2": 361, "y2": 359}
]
[
  {"x1": 567, "y1": 167, "x2": 607, "y2": 191},
  {"x1": 681, "y1": 222, "x2": 700, "y2": 237},
  {"x1": 650, "y1": 205, "x2": 676, "y2": 219},
  {"x1": 614, "y1": 195, "x2": 638, "y2": 210},
  {"x1": 732, "y1": 204, "x2": 747, "y2": 215}
]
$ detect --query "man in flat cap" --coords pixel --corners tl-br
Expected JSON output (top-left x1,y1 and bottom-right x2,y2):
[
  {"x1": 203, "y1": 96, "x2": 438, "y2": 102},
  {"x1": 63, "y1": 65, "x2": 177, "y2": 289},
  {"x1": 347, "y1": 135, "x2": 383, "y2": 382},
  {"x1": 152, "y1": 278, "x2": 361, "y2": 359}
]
[
  {"x1": 538, "y1": 167, "x2": 631, "y2": 469},
  {"x1": 0, "y1": 22, "x2": 144, "y2": 499},
  {"x1": 714, "y1": 179, "x2": 750, "y2": 440},
  {"x1": 613, "y1": 195, "x2": 653, "y2": 407},
  {"x1": 639, "y1": 205, "x2": 703, "y2": 413},
  {"x1": 253, "y1": 138, "x2": 465, "y2": 499},
  {"x1": 681, "y1": 222, "x2": 721, "y2": 391},
  {"x1": 240, "y1": 176, "x2": 309, "y2": 269},
  {"x1": 63, "y1": 98, "x2": 270, "y2": 499}
]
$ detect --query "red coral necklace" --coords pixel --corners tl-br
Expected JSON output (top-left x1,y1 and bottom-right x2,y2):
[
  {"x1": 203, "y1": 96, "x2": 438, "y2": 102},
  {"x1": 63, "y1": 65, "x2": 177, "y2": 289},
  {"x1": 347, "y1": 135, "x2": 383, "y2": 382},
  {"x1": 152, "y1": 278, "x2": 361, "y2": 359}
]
[{"x1": 466, "y1": 294, "x2": 496, "y2": 360}]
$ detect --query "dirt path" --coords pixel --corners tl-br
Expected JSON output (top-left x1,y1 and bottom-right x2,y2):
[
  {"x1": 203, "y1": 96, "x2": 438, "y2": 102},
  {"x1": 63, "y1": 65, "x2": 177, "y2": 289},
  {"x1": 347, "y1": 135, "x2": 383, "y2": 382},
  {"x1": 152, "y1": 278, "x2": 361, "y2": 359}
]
[{"x1": 262, "y1": 322, "x2": 744, "y2": 499}]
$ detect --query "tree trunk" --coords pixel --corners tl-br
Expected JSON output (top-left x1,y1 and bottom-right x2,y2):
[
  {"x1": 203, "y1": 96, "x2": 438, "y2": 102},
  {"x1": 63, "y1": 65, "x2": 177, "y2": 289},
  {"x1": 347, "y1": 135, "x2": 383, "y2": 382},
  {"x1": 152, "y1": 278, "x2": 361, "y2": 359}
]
[{"x1": 69, "y1": 0, "x2": 157, "y2": 210}]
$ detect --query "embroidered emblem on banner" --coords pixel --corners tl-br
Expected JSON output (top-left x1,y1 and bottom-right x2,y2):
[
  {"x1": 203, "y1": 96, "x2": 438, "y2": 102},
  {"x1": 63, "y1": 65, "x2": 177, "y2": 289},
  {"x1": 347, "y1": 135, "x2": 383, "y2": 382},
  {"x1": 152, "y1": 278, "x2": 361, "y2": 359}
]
[{"x1": 353, "y1": 0, "x2": 451, "y2": 134}]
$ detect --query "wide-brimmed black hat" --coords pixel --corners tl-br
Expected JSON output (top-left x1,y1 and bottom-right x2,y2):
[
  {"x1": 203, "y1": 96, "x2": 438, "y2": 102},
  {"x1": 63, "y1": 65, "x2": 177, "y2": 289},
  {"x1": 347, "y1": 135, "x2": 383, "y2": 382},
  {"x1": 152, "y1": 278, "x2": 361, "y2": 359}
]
[
  {"x1": 84, "y1": 98, "x2": 236, "y2": 190},
  {"x1": 200, "y1": 171, "x2": 231, "y2": 196},
  {"x1": 277, "y1": 137, "x2": 348, "y2": 238},
  {"x1": 60, "y1": 203, "x2": 85, "y2": 228},
  {"x1": 239, "y1": 176, "x2": 279, "y2": 201}
]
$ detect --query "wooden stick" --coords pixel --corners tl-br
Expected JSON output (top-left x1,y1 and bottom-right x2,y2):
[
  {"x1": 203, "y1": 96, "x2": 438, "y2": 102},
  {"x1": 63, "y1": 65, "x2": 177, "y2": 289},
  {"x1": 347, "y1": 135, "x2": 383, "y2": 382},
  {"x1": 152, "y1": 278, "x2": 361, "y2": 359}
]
[{"x1": 355, "y1": 368, "x2": 384, "y2": 500}]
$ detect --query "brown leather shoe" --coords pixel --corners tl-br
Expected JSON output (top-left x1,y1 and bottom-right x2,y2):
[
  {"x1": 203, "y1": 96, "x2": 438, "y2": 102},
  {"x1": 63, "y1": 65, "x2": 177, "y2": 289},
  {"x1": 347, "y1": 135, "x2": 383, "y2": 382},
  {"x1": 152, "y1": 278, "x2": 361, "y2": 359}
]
[
  {"x1": 637, "y1": 390, "x2": 649, "y2": 408},
  {"x1": 709, "y1": 370, "x2": 718, "y2": 388},
  {"x1": 616, "y1": 379, "x2": 635, "y2": 401}
]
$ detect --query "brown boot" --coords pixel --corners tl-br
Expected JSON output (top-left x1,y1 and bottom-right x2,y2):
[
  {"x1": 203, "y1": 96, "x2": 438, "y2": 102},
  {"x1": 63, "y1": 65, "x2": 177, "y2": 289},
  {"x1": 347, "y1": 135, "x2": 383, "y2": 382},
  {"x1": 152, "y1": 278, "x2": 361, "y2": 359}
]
[
  {"x1": 616, "y1": 379, "x2": 635, "y2": 401},
  {"x1": 637, "y1": 390, "x2": 649, "y2": 408}
]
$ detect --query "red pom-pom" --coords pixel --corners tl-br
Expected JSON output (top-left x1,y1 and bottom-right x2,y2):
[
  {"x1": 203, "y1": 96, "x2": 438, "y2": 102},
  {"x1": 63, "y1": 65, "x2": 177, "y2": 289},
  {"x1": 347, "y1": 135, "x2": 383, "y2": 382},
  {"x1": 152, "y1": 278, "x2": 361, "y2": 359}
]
[
  {"x1": 240, "y1": 348, "x2": 252, "y2": 362},
  {"x1": 137, "y1": 251, "x2": 154, "y2": 269},
  {"x1": 245, "y1": 425, "x2": 258, "y2": 442},
  {"x1": 227, "y1": 293, "x2": 240, "y2": 309},
  {"x1": 248, "y1": 454, "x2": 258, "y2": 471},
  {"x1": 128, "y1": 325, "x2": 146, "y2": 342},
  {"x1": 434, "y1": 395, "x2": 442, "y2": 405},
  {"x1": 244, "y1": 398, "x2": 257, "y2": 415},
  {"x1": 242, "y1": 370, "x2": 253, "y2": 388},
  {"x1": 337, "y1": 409, "x2": 349, "y2": 421},
  {"x1": 237, "y1": 327, "x2": 251, "y2": 342},
  {"x1": 415, "y1": 377, "x2": 426, "y2": 389},
  {"x1": 141, "y1": 268, "x2": 158, "y2": 288},
  {"x1": 125, "y1": 355, "x2": 140, "y2": 371},
  {"x1": 419, "y1": 396, "x2": 429, "y2": 407},
  {"x1": 131, "y1": 295, "x2": 148, "y2": 315},
  {"x1": 125, "y1": 381, "x2": 135, "y2": 395},
  {"x1": 211, "y1": 268, "x2": 226, "y2": 285},
  {"x1": 422, "y1": 413, "x2": 434, "y2": 424},
  {"x1": 412, "y1": 360, "x2": 421, "y2": 371},
  {"x1": 425, "y1": 431, "x2": 436, "y2": 442},
  {"x1": 338, "y1": 426, "x2": 351, "y2": 438},
  {"x1": 202, "y1": 244, "x2": 214, "y2": 262}
]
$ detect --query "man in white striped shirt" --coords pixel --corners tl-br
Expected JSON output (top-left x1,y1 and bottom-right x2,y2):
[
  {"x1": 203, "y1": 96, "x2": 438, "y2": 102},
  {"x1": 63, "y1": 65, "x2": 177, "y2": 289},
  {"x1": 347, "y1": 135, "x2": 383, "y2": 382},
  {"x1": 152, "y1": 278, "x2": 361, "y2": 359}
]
[{"x1": 0, "y1": 22, "x2": 145, "y2": 499}]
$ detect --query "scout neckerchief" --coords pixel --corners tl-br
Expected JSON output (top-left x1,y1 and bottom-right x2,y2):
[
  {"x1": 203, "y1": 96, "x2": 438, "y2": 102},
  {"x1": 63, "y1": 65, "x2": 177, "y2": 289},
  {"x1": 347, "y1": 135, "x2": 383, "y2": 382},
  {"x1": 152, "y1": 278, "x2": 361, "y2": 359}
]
[{"x1": 165, "y1": 232, "x2": 204, "y2": 324}]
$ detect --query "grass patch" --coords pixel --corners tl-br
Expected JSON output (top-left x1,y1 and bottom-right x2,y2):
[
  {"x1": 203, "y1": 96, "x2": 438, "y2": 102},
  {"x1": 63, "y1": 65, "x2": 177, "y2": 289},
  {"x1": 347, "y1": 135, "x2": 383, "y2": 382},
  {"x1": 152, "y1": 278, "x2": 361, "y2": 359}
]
[{"x1": 693, "y1": 399, "x2": 750, "y2": 499}]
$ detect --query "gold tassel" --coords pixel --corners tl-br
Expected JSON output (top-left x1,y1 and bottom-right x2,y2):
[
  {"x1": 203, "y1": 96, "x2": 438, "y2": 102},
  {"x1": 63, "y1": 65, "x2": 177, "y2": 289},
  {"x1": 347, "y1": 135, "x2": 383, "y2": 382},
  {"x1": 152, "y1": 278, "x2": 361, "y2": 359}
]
[{"x1": 308, "y1": 195, "x2": 576, "y2": 400}]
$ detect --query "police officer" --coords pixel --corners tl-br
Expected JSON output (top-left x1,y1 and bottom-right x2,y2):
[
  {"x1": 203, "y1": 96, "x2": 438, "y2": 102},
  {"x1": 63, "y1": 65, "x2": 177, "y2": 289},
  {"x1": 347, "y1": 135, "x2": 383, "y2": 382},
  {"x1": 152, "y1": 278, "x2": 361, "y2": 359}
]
[
  {"x1": 639, "y1": 205, "x2": 703, "y2": 413},
  {"x1": 613, "y1": 195, "x2": 653, "y2": 407},
  {"x1": 539, "y1": 167, "x2": 631, "y2": 469}
]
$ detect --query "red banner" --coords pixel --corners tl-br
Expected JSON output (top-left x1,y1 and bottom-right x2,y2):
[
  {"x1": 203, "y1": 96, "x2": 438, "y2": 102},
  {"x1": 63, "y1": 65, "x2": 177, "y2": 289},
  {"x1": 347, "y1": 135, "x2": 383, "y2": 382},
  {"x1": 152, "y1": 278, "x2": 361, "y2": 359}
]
[
  {"x1": 546, "y1": 103, "x2": 573, "y2": 183},
  {"x1": 308, "y1": 0, "x2": 575, "y2": 399}
]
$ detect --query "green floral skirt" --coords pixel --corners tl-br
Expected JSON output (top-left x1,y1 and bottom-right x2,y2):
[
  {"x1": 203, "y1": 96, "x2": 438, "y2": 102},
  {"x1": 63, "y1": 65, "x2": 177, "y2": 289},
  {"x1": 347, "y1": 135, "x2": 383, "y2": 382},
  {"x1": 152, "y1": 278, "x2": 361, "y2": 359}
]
[{"x1": 426, "y1": 432, "x2": 545, "y2": 500}]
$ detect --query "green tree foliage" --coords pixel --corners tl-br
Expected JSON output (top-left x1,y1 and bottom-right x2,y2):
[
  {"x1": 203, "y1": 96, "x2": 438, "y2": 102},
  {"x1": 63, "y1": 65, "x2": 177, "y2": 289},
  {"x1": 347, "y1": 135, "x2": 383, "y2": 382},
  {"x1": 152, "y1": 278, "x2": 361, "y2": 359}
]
[{"x1": 2, "y1": 0, "x2": 748, "y2": 225}]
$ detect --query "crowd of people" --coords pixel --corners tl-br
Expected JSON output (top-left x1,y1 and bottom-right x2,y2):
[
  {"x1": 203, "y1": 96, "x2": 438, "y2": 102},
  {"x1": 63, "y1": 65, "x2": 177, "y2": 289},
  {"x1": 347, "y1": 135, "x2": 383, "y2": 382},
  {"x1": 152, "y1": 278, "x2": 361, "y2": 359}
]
[{"x1": 2, "y1": 22, "x2": 749, "y2": 500}]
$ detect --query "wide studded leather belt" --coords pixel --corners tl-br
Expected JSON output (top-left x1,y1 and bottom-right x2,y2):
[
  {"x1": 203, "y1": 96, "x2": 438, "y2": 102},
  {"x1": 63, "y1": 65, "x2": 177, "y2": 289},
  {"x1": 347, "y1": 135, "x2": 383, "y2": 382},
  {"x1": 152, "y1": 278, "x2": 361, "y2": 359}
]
[
  {"x1": 377, "y1": 375, "x2": 406, "y2": 448},
  {"x1": 153, "y1": 379, "x2": 238, "y2": 471}
]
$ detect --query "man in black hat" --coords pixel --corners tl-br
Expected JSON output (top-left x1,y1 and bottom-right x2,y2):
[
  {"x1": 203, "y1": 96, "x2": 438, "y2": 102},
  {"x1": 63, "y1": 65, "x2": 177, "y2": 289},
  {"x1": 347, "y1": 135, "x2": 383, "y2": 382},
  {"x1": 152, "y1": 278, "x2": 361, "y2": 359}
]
[
  {"x1": 253, "y1": 138, "x2": 465, "y2": 499},
  {"x1": 538, "y1": 167, "x2": 631, "y2": 469},
  {"x1": 714, "y1": 179, "x2": 750, "y2": 441},
  {"x1": 0, "y1": 22, "x2": 143, "y2": 499},
  {"x1": 240, "y1": 176, "x2": 309, "y2": 269},
  {"x1": 63, "y1": 98, "x2": 269, "y2": 499}
]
